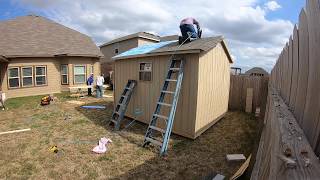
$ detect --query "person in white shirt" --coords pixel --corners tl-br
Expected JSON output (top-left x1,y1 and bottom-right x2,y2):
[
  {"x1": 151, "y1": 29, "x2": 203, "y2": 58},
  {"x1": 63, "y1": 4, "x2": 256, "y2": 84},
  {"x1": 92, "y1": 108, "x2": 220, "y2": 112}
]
[{"x1": 96, "y1": 74, "x2": 105, "y2": 98}]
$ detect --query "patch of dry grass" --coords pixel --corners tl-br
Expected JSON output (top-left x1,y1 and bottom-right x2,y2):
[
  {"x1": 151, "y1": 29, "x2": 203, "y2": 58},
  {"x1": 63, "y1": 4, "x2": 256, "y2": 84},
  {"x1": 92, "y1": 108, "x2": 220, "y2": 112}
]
[{"x1": 0, "y1": 91, "x2": 259, "y2": 179}]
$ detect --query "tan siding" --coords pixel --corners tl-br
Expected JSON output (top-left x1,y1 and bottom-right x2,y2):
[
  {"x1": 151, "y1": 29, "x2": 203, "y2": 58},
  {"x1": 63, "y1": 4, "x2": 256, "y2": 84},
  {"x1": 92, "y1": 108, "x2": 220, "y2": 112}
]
[
  {"x1": 138, "y1": 38, "x2": 158, "y2": 46},
  {"x1": 100, "y1": 38, "x2": 139, "y2": 64},
  {"x1": 2, "y1": 57, "x2": 100, "y2": 97},
  {"x1": 2, "y1": 58, "x2": 61, "y2": 98},
  {"x1": 195, "y1": 43, "x2": 230, "y2": 136},
  {"x1": 114, "y1": 54, "x2": 199, "y2": 138}
]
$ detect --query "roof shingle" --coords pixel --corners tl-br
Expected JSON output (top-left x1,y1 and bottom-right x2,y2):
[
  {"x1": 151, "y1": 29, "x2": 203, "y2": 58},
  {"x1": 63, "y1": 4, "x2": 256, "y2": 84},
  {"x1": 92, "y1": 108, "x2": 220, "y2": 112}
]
[{"x1": 0, "y1": 15, "x2": 103, "y2": 58}]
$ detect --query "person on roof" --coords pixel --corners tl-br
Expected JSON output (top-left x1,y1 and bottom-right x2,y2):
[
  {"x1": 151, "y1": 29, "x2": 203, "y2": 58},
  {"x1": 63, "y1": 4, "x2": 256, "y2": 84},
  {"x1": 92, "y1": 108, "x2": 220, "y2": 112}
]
[{"x1": 179, "y1": 17, "x2": 201, "y2": 44}]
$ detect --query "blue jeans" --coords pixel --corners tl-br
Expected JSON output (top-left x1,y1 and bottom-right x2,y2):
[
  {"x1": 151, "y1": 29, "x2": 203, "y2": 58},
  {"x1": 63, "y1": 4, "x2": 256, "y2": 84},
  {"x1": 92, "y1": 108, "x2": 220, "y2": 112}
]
[
  {"x1": 180, "y1": 24, "x2": 198, "y2": 39},
  {"x1": 96, "y1": 86, "x2": 103, "y2": 98}
]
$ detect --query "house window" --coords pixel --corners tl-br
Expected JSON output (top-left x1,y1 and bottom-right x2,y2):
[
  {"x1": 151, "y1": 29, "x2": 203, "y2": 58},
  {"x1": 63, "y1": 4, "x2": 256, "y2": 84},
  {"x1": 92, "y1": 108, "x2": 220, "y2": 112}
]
[
  {"x1": 139, "y1": 63, "x2": 152, "y2": 81},
  {"x1": 61, "y1": 65, "x2": 68, "y2": 85},
  {"x1": 21, "y1": 67, "x2": 33, "y2": 87},
  {"x1": 35, "y1": 66, "x2": 47, "y2": 86},
  {"x1": 74, "y1": 65, "x2": 86, "y2": 84},
  {"x1": 115, "y1": 49, "x2": 119, "y2": 54},
  {"x1": 8, "y1": 67, "x2": 20, "y2": 88}
]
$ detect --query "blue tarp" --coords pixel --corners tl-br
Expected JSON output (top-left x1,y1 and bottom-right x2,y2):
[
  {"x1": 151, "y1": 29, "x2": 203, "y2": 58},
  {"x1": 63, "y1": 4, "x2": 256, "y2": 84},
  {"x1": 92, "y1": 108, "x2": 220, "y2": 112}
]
[
  {"x1": 81, "y1": 105, "x2": 106, "y2": 109},
  {"x1": 114, "y1": 40, "x2": 177, "y2": 59}
]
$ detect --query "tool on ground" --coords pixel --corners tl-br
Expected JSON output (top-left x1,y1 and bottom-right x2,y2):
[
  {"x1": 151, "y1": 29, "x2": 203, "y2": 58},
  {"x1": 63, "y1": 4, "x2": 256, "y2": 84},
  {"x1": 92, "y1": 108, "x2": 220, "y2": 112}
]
[
  {"x1": 110, "y1": 80, "x2": 137, "y2": 130},
  {"x1": 143, "y1": 58, "x2": 184, "y2": 156},
  {"x1": 0, "y1": 128, "x2": 31, "y2": 135},
  {"x1": 41, "y1": 95, "x2": 53, "y2": 106},
  {"x1": 49, "y1": 145, "x2": 59, "y2": 153}
]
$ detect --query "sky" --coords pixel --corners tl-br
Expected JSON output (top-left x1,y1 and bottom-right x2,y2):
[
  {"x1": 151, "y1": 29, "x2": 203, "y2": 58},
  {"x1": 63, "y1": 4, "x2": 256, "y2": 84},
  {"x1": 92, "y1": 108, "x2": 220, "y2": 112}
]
[{"x1": 0, "y1": 0, "x2": 306, "y2": 72}]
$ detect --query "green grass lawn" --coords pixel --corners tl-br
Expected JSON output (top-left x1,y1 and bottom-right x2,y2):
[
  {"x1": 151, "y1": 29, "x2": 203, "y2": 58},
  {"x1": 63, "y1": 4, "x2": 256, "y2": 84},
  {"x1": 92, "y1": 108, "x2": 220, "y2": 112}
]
[{"x1": 0, "y1": 91, "x2": 259, "y2": 179}]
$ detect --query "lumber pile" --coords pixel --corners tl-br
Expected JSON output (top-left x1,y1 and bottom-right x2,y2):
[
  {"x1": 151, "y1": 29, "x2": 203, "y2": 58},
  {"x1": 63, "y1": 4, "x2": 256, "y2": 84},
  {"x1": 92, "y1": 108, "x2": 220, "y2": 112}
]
[{"x1": 250, "y1": 87, "x2": 320, "y2": 180}]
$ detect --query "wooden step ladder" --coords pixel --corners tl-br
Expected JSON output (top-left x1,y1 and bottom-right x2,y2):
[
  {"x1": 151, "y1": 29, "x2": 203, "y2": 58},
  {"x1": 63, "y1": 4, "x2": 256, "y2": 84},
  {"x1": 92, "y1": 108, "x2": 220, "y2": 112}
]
[
  {"x1": 110, "y1": 80, "x2": 137, "y2": 130},
  {"x1": 143, "y1": 58, "x2": 184, "y2": 156}
]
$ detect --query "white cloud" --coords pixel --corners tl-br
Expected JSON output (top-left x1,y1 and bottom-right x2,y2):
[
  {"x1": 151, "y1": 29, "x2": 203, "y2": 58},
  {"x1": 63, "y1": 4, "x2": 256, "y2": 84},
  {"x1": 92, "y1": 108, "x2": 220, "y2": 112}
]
[
  {"x1": 10, "y1": 0, "x2": 293, "y2": 71},
  {"x1": 264, "y1": 1, "x2": 281, "y2": 11}
]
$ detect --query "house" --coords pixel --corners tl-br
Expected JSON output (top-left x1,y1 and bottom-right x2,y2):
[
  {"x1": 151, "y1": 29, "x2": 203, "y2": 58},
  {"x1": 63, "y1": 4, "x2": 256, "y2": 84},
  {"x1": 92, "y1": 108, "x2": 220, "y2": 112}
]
[
  {"x1": 0, "y1": 15, "x2": 103, "y2": 98},
  {"x1": 99, "y1": 32, "x2": 161, "y2": 80},
  {"x1": 245, "y1": 67, "x2": 269, "y2": 77},
  {"x1": 112, "y1": 36, "x2": 233, "y2": 139}
]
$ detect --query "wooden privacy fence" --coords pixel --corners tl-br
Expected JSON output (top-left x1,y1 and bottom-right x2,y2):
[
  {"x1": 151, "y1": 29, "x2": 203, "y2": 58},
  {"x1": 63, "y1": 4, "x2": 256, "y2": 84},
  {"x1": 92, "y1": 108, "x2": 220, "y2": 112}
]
[
  {"x1": 228, "y1": 75, "x2": 269, "y2": 117},
  {"x1": 270, "y1": 0, "x2": 320, "y2": 155},
  {"x1": 251, "y1": 87, "x2": 320, "y2": 180}
]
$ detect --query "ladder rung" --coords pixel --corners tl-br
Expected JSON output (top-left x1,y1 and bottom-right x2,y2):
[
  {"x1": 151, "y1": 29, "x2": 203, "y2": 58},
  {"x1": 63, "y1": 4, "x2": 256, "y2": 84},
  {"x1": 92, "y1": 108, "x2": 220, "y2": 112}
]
[
  {"x1": 121, "y1": 95, "x2": 127, "y2": 98},
  {"x1": 145, "y1": 137, "x2": 163, "y2": 146},
  {"x1": 162, "y1": 90, "x2": 175, "y2": 94},
  {"x1": 166, "y1": 79, "x2": 177, "y2": 82},
  {"x1": 149, "y1": 126, "x2": 165, "y2": 133},
  {"x1": 153, "y1": 114, "x2": 168, "y2": 120},
  {"x1": 157, "y1": 102, "x2": 172, "y2": 107},
  {"x1": 170, "y1": 68, "x2": 180, "y2": 71},
  {"x1": 110, "y1": 119, "x2": 117, "y2": 124}
]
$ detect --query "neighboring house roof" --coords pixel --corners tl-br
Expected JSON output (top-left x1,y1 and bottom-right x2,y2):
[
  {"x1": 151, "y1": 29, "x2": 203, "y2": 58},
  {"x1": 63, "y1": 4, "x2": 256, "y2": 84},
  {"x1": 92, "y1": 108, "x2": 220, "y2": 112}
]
[
  {"x1": 160, "y1": 35, "x2": 179, "y2": 42},
  {"x1": 100, "y1": 32, "x2": 160, "y2": 47},
  {"x1": 0, "y1": 15, "x2": 103, "y2": 58},
  {"x1": 245, "y1": 67, "x2": 269, "y2": 75},
  {"x1": 113, "y1": 36, "x2": 233, "y2": 63}
]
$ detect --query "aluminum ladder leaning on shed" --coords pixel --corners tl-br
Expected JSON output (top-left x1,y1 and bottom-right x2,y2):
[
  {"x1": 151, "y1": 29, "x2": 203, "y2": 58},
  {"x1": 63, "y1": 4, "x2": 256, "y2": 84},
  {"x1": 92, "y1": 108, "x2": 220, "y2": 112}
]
[
  {"x1": 143, "y1": 58, "x2": 184, "y2": 156},
  {"x1": 110, "y1": 80, "x2": 137, "y2": 130}
]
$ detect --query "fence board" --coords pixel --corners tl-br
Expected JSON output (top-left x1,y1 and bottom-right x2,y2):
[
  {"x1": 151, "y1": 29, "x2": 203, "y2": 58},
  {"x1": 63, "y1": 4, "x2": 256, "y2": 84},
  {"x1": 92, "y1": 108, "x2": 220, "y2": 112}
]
[
  {"x1": 302, "y1": 0, "x2": 320, "y2": 150},
  {"x1": 289, "y1": 26, "x2": 299, "y2": 112},
  {"x1": 229, "y1": 75, "x2": 268, "y2": 118},
  {"x1": 287, "y1": 37, "x2": 293, "y2": 104},
  {"x1": 294, "y1": 9, "x2": 309, "y2": 125},
  {"x1": 251, "y1": 87, "x2": 320, "y2": 180}
]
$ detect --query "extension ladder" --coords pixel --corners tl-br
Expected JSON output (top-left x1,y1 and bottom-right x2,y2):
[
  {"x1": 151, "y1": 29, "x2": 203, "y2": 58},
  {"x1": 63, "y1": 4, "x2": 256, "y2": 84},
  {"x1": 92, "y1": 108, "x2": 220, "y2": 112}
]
[
  {"x1": 110, "y1": 80, "x2": 137, "y2": 130},
  {"x1": 143, "y1": 58, "x2": 184, "y2": 156}
]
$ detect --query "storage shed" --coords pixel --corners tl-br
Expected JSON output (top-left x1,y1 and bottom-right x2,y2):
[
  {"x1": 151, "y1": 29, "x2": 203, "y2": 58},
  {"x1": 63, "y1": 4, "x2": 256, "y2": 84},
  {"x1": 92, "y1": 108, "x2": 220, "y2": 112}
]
[{"x1": 113, "y1": 36, "x2": 233, "y2": 139}]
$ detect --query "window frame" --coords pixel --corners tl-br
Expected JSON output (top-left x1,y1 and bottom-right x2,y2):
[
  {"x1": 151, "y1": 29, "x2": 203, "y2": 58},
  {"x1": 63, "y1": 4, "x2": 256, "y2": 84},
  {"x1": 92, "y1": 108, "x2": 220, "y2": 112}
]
[
  {"x1": 35, "y1": 65, "x2": 47, "y2": 86},
  {"x1": 73, "y1": 65, "x2": 86, "y2": 84},
  {"x1": 139, "y1": 62, "x2": 152, "y2": 81},
  {"x1": 89, "y1": 65, "x2": 94, "y2": 75},
  {"x1": 21, "y1": 66, "x2": 34, "y2": 87},
  {"x1": 7, "y1": 67, "x2": 20, "y2": 89},
  {"x1": 61, "y1": 64, "x2": 69, "y2": 85}
]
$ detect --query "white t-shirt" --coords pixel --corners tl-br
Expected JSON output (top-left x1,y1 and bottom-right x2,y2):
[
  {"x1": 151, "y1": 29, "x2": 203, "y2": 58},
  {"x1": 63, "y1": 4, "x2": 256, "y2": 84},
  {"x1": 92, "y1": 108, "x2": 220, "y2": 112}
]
[{"x1": 96, "y1": 76, "x2": 104, "y2": 86}]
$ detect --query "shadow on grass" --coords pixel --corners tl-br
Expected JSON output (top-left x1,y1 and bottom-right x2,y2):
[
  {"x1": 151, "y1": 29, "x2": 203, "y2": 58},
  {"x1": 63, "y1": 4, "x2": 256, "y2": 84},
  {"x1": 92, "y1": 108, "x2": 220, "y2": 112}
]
[
  {"x1": 76, "y1": 103, "x2": 260, "y2": 179},
  {"x1": 109, "y1": 112, "x2": 260, "y2": 180},
  {"x1": 74, "y1": 100, "x2": 187, "y2": 145}
]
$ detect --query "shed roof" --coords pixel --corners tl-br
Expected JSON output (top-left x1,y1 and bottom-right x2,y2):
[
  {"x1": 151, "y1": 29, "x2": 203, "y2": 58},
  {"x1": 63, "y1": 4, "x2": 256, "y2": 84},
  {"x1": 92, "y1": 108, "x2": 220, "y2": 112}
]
[
  {"x1": 100, "y1": 32, "x2": 160, "y2": 47},
  {"x1": 0, "y1": 15, "x2": 103, "y2": 58},
  {"x1": 113, "y1": 36, "x2": 233, "y2": 63}
]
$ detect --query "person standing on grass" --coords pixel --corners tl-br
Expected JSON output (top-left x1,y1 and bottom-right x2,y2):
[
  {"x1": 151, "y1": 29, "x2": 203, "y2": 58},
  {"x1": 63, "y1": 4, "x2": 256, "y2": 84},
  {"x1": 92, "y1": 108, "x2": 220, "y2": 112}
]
[
  {"x1": 87, "y1": 73, "x2": 94, "y2": 96},
  {"x1": 96, "y1": 74, "x2": 105, "y2": 98}
]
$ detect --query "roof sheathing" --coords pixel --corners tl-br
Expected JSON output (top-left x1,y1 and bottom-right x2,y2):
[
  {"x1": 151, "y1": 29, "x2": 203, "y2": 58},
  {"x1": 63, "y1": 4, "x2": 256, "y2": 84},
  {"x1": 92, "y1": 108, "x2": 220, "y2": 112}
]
[
  {"x1": 100, "y1": 32, "x2": 160, "y2": 47},
  {"x1": 113, "y1": 36, "x2": 233, "y2": 63}
]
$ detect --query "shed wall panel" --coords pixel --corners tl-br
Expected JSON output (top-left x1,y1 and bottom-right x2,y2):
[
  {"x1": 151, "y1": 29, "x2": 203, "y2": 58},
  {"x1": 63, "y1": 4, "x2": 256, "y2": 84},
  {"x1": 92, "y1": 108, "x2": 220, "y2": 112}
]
[
  {"x1": 195, "y1": 44, "x2": 230, "y2": 135},
  {"x1": 114, "y1": 54, "x2": 199, "y2": 138}
]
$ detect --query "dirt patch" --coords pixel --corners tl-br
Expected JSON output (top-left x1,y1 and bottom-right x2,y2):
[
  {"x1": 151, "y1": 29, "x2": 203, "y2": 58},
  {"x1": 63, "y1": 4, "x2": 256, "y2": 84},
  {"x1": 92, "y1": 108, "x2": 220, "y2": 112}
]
[{"x1": 0, "y1": 91, "x2": 259, "y2": 179}]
